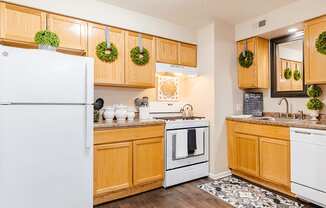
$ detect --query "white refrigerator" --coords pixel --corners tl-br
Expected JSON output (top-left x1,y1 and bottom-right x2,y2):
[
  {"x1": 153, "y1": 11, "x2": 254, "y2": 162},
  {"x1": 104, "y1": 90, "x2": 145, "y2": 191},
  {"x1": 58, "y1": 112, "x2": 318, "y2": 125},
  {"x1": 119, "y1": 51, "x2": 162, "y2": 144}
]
[{"x1": 0, "y1": 45, "x2": 94, "y2": 208}]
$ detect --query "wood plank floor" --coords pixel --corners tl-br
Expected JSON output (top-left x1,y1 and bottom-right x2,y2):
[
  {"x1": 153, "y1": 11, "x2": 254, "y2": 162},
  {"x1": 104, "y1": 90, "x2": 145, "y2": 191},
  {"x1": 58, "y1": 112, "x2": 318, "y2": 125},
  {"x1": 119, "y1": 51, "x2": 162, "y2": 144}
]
[{"x1": 95, "y1": 177, "x2": 320, "y2": 208}]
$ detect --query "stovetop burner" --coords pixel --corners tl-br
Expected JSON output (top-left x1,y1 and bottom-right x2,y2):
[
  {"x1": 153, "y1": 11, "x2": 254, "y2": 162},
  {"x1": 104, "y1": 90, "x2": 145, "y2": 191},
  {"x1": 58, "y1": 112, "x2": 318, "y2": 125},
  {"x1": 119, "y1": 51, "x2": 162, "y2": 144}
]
[{"x1": 154, "y1": 116, "x2": 205, "y2": 121}]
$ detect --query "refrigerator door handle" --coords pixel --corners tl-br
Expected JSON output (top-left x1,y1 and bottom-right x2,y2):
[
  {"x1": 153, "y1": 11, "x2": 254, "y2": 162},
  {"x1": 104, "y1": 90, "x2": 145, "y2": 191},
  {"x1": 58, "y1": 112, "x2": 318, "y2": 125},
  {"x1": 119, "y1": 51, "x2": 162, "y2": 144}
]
[
  {"x1": 85, "y1": 105, "x2": 93, "y2": 150},
  {"x1": 85, "y1": 61, "x2": 94, "y2": 105},
  {"x1": 85, "y1": 63, "x2": 88, "y2": 104}
]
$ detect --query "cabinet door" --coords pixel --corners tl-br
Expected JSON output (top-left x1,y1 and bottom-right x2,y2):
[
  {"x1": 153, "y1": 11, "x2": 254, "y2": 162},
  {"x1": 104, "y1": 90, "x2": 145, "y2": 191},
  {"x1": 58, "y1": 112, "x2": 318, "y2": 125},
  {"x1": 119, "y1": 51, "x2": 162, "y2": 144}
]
[
  {"x1": 260, "y1": 137, "x2": 290, "y2": 187},
  {"x1": 88, "y1": 24, "x2": 125, "y2": 85},
  {"x1": 237, "y1": 37, "x2": 257, "y2": 88},
  {"x1": 47, "y1": 14, "x2": 87, "y2": 53},
  {"x1": 156, "y1": 38, "x2": 178, "y2": 64},
  {"x1": 305, "y1": 15, "x2": 326, "y2": 84},
  {"x1": 0, "y1": 3, "x2": 46, "y2": 44},
  {"x1": 227, "y1": 121, "x2": 237, "y2": 169},
  {"x1": 179, "y1": 43, "x2": 197, "y2": 67},
  {"x1": 235, "y1": 133, "x2": 259, "y2": 177},
  {"x1": 94, "y1": 142, "x2": 132, "y2": 196},
  {"x1": 133, "y1": 137, "x2": 163, "y2": 186},
  {"x1": 125, "y1": 32, "x2": 156, "y2": 88}
]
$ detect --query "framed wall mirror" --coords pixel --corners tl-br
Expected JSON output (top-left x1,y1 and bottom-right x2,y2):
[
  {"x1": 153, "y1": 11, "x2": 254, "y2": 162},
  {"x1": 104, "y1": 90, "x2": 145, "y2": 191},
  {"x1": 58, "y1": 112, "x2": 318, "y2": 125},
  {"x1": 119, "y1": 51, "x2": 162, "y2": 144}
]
[{"x1": 270, "y1": 32, "x2": 307, "y2": 97}]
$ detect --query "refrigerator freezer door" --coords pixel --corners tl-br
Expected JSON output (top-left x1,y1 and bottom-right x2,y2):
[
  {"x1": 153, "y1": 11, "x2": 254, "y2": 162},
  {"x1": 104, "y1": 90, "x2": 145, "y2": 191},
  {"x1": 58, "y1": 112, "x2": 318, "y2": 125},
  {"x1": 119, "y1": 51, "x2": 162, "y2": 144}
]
[
  {"x1": 0, "y1": 105, "x2": 93, "y2": 208},
  {"x1": 0, "y1": 45, "x2": 93, "y2": 104}
]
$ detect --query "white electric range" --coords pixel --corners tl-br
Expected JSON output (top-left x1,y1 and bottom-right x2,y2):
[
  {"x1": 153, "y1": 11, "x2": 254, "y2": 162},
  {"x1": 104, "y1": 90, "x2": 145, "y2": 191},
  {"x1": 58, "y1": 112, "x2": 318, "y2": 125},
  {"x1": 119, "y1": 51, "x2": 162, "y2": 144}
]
[{"x1": 149, "y1": 102, "x2": 209, "y2": 188}]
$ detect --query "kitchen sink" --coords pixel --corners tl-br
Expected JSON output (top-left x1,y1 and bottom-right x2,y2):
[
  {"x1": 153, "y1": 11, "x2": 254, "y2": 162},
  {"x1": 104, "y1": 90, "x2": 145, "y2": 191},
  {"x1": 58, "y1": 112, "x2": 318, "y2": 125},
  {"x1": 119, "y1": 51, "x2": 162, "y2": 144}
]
[{"x1": 253, "y1": 117, "x2": 276, "y2": 121}]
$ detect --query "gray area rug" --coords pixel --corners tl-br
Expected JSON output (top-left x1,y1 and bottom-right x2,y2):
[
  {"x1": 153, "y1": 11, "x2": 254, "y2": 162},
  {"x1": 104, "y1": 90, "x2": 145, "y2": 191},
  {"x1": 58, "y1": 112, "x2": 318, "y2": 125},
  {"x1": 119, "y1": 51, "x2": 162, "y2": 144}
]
[{"x1": 198, "y1": 176, "x2": 304, "y2": 208}]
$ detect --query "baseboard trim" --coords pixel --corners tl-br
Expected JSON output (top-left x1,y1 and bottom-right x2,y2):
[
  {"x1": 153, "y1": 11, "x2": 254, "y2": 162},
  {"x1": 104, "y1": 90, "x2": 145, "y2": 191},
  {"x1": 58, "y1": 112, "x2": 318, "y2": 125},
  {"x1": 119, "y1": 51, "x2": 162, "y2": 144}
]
[{"x1": 209, "y1": 170, "x2": 232, "y2": 180}]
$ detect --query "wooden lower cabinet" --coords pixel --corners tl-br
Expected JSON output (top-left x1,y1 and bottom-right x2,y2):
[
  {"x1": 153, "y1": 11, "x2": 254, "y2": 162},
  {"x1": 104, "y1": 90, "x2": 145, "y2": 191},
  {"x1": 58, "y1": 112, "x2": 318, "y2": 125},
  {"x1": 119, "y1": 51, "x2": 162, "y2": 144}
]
[
  {"x1": 94, "y1": 125, "x2": 164, "y2": 205},
  {"x1": 94, "y1": 142, "x2": 133, "y2": 196},
  {"x1": 227, "y1": 120, "x2": 291, "y2": 196},
  {"x1": 234, "y1": 133, "x2": 259, "y2": 177},
  {"x1": 260, "y1": 137, "x2": 290, "y2": 187},
  {"x1": 133, "y1": 138, "x2": 164, "y2": 186}
]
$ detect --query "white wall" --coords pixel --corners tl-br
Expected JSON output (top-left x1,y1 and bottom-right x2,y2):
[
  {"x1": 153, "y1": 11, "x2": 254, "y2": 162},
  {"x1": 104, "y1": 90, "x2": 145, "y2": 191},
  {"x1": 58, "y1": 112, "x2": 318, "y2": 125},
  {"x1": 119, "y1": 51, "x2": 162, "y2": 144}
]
[
  {"x1": 7, "y1": 0, "x2": 196, "y2": 43},
  {"x1": 182, "y1": 22, "x2": 216, "y2": 175},
  {"x1": 235, "y1": 0, "x2": 326, "y2": 41},
  {"x1": 279, "y1": 46, "x2": 303, "y2": 62},
  {"x1": 260, "y1": 86, "x2": 326, "y2": 115},
  {"x1": 184, "y1": 20, "x2": 241, "y2": 177},
  {"x1": 212, "y1": 19, "x2": 241, "y2": 176}
]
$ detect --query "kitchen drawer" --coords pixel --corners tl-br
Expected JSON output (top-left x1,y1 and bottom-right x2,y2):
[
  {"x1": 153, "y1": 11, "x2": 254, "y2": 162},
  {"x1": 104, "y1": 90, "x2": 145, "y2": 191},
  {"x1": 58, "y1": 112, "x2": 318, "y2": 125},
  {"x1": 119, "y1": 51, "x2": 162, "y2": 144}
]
[
  {"x1": 94, "y1": 125, "x2": 164, "y2": 144},
  {"x1": 233, "y1": 122, "x2": 289, "y2": 140}
]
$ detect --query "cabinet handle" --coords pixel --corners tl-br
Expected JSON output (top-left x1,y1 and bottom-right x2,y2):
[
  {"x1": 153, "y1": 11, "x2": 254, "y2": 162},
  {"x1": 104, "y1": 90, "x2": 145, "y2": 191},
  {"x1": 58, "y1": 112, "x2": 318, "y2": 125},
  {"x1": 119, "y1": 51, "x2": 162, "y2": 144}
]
[{"x1": 294, "y1": 130, "x2": 311, "y2": 135}]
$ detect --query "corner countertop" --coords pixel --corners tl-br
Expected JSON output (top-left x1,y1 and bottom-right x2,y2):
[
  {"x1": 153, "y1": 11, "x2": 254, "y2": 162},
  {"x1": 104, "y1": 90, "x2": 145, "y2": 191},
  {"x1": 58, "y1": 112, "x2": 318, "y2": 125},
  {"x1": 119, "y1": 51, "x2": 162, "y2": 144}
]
[
  {"x1": 94, "y1": 119, "x2": 165, "y2": 129},
  {"x1": 226, "y1": 116, "x2": 326, "y2": 131}
]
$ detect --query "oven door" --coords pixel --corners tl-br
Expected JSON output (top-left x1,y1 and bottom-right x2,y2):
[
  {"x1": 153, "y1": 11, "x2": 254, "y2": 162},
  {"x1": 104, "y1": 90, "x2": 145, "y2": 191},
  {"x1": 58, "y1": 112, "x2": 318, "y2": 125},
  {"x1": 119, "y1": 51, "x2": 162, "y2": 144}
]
[{"x1": 166, "y1": 127, "x2": 209, "y2": 170}]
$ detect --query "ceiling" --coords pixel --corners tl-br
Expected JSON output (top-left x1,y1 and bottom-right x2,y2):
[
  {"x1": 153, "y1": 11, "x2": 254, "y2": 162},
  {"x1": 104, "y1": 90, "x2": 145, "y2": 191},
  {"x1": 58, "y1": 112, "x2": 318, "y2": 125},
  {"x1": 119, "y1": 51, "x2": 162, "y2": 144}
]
[{"x1": 100, "y1": 0, "x2": 297, "y2": 28}]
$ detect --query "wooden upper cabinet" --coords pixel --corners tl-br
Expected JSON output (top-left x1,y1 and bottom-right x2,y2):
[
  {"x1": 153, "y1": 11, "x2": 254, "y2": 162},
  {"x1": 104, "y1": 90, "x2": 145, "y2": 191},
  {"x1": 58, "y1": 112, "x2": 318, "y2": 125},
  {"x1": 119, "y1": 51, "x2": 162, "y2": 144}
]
[
  {"x1": 88, "y1": 23, "x2": 125, "y2": 85},
  {"x1": 133, "y1": 137, "x2": 163, "y2": 186},
  {"x1": 259, "y1": 137, "x2": 290, "y2": 187},
  {"x1": 47, "y1": 14, "x2": 87, "y2": 54},
  {"x1": 156, "y1": 38, "x2": 197, "y2": 67},
  {"x1": 0, "y1": 3, "x2": 46, "y2": 45},
  {"x1": 179, "y1": 43, "x2": 197, "y2": 67},
  {"x1": 125, "y1": 32, "x2": 156, "y2": 88},
  {"x1": 94, "y1": 142, "x2": 133, "y2": 197},
  {"x1": 234, "y1": 133, "x2": 259, "y2": 177},
  {"x1": 304, "y1": 15, "x2": 326, "y2": 84},
  {"x1": 237, "y1": 37, "x2": 269, "y2": 89},
  {"x1": 156, "y1": 38, "x2": 179, "y2": 64}
]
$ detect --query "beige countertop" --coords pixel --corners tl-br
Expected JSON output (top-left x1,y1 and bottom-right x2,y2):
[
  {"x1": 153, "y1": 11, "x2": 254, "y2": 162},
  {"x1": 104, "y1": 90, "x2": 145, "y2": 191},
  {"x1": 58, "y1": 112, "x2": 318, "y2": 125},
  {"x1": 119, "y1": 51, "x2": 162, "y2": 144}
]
[
  {"x1": 94, "y1": 119, "x2": 165, "y2": 129},
  {"x1": 226, "y1": 116, "x2": 326, "y2": 131}
]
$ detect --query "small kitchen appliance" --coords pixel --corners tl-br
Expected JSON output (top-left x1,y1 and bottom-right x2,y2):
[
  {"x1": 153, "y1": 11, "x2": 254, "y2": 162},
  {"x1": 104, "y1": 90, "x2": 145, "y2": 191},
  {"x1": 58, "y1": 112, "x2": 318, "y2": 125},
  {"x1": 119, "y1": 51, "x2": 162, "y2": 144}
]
[
  {"x1": 243, "y1": 92, "x2": 263, "y2": 116},
  {"x1": 149, "y1": 102, "x2": 209, "y2": 188}
]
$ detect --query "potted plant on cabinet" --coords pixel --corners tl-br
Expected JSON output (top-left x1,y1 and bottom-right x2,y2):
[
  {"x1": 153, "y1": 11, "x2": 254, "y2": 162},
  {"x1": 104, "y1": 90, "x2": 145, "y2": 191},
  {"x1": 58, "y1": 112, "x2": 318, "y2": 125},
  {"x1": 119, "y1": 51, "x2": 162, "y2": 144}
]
[
  {"x1": 34, "y1": 30, "x2": 60, "y2": 51},
  {"x1": 306, "y1": 85, "x2": 324, "y2": 121}
]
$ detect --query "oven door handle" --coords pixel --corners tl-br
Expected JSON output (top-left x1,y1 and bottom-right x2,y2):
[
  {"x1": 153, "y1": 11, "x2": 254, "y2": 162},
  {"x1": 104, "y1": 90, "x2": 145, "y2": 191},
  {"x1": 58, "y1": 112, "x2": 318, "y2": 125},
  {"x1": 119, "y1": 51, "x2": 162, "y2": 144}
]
[{"x1": 171, "y1": 129, "x2": 207, "y2": 161}]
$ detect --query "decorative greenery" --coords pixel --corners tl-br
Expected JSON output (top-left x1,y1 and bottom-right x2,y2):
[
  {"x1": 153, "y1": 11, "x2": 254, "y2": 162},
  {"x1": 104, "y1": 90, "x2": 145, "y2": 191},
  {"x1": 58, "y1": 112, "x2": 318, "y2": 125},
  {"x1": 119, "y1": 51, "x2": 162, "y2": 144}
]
[
  {"x1": 307, "y1": 85, "x2": 322, "y2": 97},
  {"x1": 34, "y1": 30, "x2": 60, "y2": 48},
  {"x1": 293, "y1": 69, "x2": 302, "y2": 81},
  {"x1": 238, "y1": 50, "x2": 254, "y2": 68},
  {"x1": 306, "y1": 85, "x2": 324, "y2": 111},
  {"x1": 96, "y1": 42, "x2": 118, "y2": 63},
  {"x1": 306, "y1": 98, "x2": 323, "y2": 110},
  {"x1": 315, "y1": 31, "x2": 326, "y2": 55},
  {"x1": 283, "y1": 68, "x2": 292, "y2": 80},
  {"x1": 130, "y1": 46, "x2": 150, "y2": 65}
]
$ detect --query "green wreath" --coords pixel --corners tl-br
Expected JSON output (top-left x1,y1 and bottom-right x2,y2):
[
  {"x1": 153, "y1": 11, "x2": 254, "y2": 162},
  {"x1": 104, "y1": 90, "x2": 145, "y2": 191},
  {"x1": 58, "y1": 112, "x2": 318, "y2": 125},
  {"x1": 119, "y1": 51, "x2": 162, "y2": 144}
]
[
  {"x1": 239, "y1": 50, "x2": 254, "y2": 68},
  {"x1": 34, "y1": 30, "x2": 60, "y2": 48},
  {"x1": 284, "y1": 68, "x2": 292, "y2": 80},
  {"x1": 130, "y1": 46, "x2": 150, "y2": 65},
  {"x1": 96, "y1": 41, "x2": 118, "y2": 63},
  {"x1": 293, "y1": 69, "x2": 302, "y2": 81},
  {"x1": 316, "y1": 31, "x2": 326, "y2": 55}
]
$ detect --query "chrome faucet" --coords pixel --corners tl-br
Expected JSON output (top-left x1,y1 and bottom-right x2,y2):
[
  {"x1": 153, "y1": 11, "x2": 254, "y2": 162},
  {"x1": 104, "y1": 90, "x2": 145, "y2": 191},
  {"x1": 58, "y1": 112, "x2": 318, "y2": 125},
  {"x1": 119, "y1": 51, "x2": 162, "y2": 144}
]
[{"x1": 278, "y1": 97, "x2": 289, "y2": 118}]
